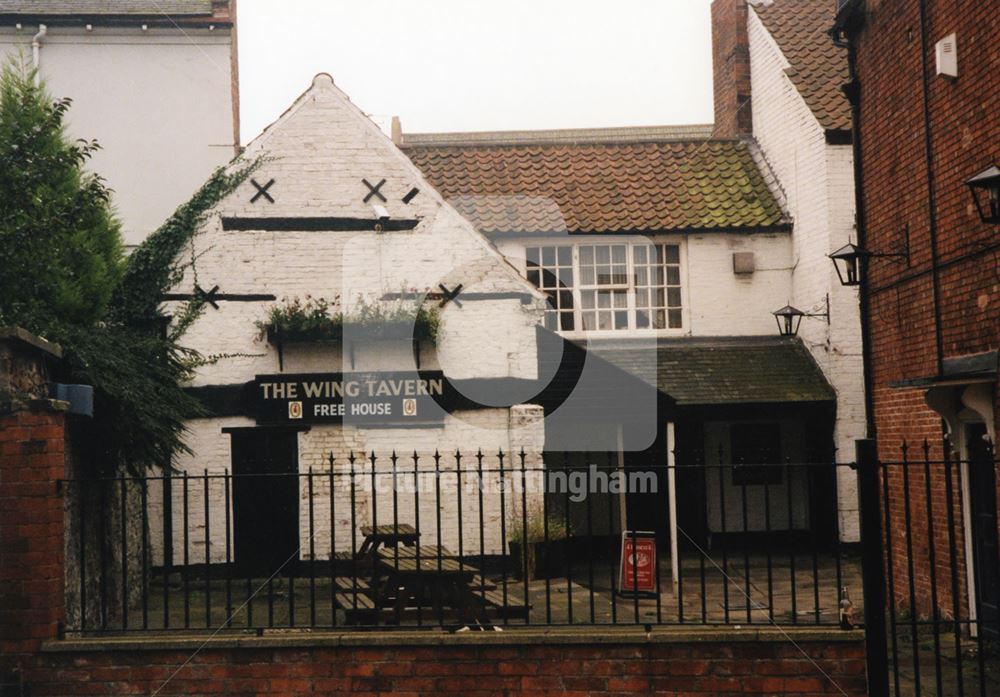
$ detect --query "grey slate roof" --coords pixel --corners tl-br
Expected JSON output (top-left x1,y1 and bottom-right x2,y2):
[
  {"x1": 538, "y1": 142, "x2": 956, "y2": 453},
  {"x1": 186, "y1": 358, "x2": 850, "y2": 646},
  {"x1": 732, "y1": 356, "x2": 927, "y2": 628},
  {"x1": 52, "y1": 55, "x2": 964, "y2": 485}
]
[
  {"x1": 581, "y1": 336, "x2": 835, "y2": 406},
  {"x1": 0, "y1": 1, "x2": 212, "y2": 15}
]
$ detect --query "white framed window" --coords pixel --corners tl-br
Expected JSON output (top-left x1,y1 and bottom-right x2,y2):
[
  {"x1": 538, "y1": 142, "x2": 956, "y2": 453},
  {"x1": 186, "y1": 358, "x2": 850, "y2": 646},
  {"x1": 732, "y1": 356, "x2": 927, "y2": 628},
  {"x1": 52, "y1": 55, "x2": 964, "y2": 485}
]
[
  {"x1": 634, "y1": 244, "x2": 683, "y2": 330},
  {"x1": 526, "y1": 245, "x2": 575, "y2": 331},
  {"x1": 524, "y1": 240, "x2": 684, "y2": 333}
]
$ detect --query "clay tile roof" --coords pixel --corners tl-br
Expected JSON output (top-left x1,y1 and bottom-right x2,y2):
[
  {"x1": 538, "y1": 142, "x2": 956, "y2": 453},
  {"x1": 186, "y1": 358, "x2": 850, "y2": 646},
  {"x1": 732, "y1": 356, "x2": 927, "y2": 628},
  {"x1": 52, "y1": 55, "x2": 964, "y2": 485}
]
[
  {"x1": 751, "y1": 0, "x2": 851, "y2": 132},
  {"x1": 403, "y1": 128, "x2": 788, "y2": 236}
]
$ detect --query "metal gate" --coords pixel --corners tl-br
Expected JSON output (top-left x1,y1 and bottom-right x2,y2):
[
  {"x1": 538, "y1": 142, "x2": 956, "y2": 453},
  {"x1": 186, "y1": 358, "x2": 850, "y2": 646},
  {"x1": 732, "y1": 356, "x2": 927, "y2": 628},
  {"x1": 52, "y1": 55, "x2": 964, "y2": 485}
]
[{"x1": 857, "y1": 438, "x2": 1000, "y2": 697}]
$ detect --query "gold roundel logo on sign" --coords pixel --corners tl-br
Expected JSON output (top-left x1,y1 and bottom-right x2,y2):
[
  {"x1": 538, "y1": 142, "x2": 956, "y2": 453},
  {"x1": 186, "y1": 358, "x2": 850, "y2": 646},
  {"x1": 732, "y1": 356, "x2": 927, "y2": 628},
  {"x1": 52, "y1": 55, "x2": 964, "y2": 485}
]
[
  {"x1": 402, "y1": 398, "x2": 417, "y2": 417},
  {"x1": 288, "y1": 401, "x2": 303, "y2": 419}
]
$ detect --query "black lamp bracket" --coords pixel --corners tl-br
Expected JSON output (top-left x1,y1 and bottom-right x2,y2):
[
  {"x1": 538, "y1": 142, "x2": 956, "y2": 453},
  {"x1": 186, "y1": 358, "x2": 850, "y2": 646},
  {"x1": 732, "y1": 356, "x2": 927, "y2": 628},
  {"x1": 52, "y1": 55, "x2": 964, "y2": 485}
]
[{"x1": 801, "y1": 294, "x2": 831, "y2": 324}]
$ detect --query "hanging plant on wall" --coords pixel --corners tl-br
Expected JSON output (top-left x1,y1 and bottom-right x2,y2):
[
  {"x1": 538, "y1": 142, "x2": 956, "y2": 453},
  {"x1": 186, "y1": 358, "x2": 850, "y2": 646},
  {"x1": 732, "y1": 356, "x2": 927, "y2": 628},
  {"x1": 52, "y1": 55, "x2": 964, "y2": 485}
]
[{"x1": 256, "y1": 294, "x2": 441, "y2": 345}]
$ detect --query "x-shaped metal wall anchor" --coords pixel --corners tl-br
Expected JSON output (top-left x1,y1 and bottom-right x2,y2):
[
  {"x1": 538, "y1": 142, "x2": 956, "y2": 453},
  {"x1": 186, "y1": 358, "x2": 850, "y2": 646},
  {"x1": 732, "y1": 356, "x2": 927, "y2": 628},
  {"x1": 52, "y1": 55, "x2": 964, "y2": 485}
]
[
  {"x1": 195, "y1": 284, "x2": 221, "y2": 310},
  {"x1": 362, "y1": 177, "x2": 387, "y2": 203},
  {"x1": 250, "y1": 178, "x2": 275, "y2": 204},
  {"x1": 438, "y1": 283, "x2": 463, "y2": 308}
]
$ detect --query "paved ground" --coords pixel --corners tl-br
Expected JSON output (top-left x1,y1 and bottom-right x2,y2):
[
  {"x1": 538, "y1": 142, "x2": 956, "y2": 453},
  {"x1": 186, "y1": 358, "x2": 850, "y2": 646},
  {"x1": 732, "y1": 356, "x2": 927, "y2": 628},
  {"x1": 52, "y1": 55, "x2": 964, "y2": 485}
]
[
  {"x1": 84, "y1": 551, "x2": 861, "y2": 631},
  {"x1": 889, "y1": 626, "x2": 1000, "y2": 697}
]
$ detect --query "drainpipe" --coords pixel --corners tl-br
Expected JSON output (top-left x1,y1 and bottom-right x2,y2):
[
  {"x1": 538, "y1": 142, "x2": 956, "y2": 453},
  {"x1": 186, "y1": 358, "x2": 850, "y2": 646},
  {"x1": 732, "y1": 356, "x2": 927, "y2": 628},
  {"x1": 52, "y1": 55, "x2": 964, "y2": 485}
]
[
  {"x1": 832, "y1": 9, "x2": 891, "y2": 697},
  {"x1": 916, "y1": 0, "x2": 944, "y2": 377},
  {"x1": 31, "y1": 23, "x2": 47, "y2": 85},
  {"x1": 832, "y1": 13, "x2": 877, "y2": 441}
]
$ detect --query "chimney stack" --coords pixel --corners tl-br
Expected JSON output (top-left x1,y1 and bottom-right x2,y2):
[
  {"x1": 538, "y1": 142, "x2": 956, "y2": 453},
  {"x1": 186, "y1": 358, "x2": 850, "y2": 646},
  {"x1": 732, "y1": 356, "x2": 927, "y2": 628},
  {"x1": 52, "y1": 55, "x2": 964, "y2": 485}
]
[
  {"x1": 391, "y1": 116, "x2": 402, "y2": 146},
  {"x1": 711, "y1": 0, "x2": 754, "y2": 138}
]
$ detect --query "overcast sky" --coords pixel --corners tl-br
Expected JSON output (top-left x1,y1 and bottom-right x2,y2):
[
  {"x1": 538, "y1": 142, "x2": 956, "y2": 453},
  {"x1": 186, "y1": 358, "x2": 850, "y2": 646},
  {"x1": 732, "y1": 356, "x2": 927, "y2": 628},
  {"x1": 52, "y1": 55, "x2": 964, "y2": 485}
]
[{"x1": 237, "y1": 0, "x2": 716, "y2": 143}]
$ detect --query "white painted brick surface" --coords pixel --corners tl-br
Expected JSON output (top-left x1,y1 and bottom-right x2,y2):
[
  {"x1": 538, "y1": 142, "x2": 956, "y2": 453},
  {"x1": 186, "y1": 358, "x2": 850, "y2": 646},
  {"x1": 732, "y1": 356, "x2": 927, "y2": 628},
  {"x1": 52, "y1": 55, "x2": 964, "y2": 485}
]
[
  {"x1": 155, "y1": 76, "x2": 549, "y2": 565},
  {"x1": 749, "y1": 9, "x2": 865, "y2": 541}
]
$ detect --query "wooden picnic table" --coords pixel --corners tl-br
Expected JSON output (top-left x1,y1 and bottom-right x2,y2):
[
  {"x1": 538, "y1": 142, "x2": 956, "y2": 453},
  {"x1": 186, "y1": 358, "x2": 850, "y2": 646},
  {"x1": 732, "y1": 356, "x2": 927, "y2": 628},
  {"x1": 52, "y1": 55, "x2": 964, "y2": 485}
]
[
  {"x1": 373, "y1": 545, "x2": 492, "y2": 627},
  {"x1": 355, "y1": 524, "x2": 420, "y2": 560}
]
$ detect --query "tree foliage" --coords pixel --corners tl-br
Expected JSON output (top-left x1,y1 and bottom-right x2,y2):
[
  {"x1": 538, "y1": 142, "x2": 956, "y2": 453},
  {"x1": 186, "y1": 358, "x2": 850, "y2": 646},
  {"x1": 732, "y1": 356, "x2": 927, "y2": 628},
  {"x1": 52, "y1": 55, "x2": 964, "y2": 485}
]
[
  {"x1": 0, "y1": 63, "x2": 122, "y2": 328},
  {"x1": 0, "y1": 62, "x2": 260, "y2": 473}
]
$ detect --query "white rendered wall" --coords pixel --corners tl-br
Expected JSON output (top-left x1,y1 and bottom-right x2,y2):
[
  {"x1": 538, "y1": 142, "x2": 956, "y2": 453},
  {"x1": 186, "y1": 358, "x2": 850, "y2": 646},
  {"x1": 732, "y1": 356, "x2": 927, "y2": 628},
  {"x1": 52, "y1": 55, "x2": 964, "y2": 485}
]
[
  {"x1": 0, "y1": 26, "x2": 236, "y2": 245},
  {"x1": 748, "y1": 8, "x2": 864, "y2": 541}
]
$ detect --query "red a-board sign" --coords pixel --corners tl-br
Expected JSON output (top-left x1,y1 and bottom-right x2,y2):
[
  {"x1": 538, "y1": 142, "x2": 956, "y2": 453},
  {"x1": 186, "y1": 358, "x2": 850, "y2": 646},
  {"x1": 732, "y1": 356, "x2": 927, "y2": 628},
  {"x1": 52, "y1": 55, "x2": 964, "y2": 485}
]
[{"x1": 618, "y1": 531, "x2": 657, "y2": 596}]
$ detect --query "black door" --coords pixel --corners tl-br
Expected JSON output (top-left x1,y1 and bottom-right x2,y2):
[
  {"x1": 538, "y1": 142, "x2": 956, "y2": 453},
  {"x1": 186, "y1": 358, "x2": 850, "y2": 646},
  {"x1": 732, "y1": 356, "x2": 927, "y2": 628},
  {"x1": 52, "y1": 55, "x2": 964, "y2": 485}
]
[
  {"x1": 966, "y1": 423, "x2": 999, "y2": 639},
  {"x1": 230, "y1": 429, "x2": 299, "y2": 577}
]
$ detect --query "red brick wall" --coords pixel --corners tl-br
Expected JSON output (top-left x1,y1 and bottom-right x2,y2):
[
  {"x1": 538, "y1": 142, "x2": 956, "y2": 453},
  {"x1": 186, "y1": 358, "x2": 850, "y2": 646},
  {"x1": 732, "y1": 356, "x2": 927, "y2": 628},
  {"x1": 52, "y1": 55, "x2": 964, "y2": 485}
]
[
  {"x1": 0, "y1": 407, "x2": 67, "y2": 665},
  {"x1": 24, "y1": 637, "x2": 866, "y2": 696},
  {"x1": 711, "y1": 0, "x2": 754, "y2": 138},
  {"x1": 851, "y1": 0, "x2": 1000, "y2": 615}
]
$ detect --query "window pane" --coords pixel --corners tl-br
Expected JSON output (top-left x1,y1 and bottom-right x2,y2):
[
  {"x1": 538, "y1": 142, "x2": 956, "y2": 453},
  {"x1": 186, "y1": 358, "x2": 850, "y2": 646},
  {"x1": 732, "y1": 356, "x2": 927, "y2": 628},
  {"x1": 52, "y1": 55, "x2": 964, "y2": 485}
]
[
  {"x1": 542, "y1": 269, "x2": 557, "y2": 288},
  {"x1": 526, "y1": 247, "x2": 540, "y2": 265},
  {"x1": 635, "y1": 289, "x2": 648, "y2": 307},
  {"x1": 557, "y1": 246, "x2": 572, "y2": 266},
  {"x1": 653, "y1": 289, "x2": 665, "y2": 307},
  {"x1": 581, "y1": 267, "x2": 595, "y2": 285},
  {"x1": 582, "y1": 312, "x2": 596, "y2": 330},
  {"x1": 558, "y1": 267, "x2": 573, "y2": 287},
  {"x1": 527, "y1": 269, "x2": 540, "y2": 286},
  {"x1": 597, "y1": 292, "x2": 611, "y2": 309},
  {"x1": 580, "y1": 246, "x2": 594, "y2": 264},
  {"x1": 596, "y1": 246, "x2": 610, "y2": 264},
  {"x1": 614, "y1": 310, "x2": 628, "y2": 327},
  {"x1": 668, "y1": 309, "x2": 682, "y2": 328},
  {"x1": 668, "y1": 288, "x2": 682, "y2": 307},
  {"x1": 664, "y1": 245, "x2": 680, "y2": 264},
  {"x1": 666, "y1": 266, "x2": 680, "y2": 285},
  {"x1": 598, "y1": 312, "x2": 611, "y2": 330},
  {"x1": 559, "y1": 290, "x2": 573, "y2": 309},
  {"x1": 634, "y1": 245, "x2": 647, "y2": 264},
  {"x1": 544, "y1": 313, "x2": 557, "y2": 330},
  {"x1": 560, "y1": 312, "x2": 575, "y2": 331},
  {"x1": 635, "y1": 268, "x2": 648, "y2": 286},
  {"x1": 542, "y1": 246, "x2": 555, "y2": 266},
  {"x1": 581, "y1": 290, "x2": 595, "y2": 309},
  {"x1": 636, "y1": 310, "x2": 649, "y2": 328},
  {"x1": 611, "y1": 245, "x2": 627, "y2": 264},
  {"x1": 613, "y1": 291, "x2": 627, "y2": 308},
  {"x1": 655, "y1": 310, "x2": 666, "y2": 329}
]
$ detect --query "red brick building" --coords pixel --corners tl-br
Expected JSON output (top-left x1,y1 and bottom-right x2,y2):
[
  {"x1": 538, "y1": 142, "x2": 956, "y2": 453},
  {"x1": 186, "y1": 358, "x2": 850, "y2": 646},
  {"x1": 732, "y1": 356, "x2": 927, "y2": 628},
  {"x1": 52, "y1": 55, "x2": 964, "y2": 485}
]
[{"x1": 834, "y1": 0, "x2": 999, "y2": 639}]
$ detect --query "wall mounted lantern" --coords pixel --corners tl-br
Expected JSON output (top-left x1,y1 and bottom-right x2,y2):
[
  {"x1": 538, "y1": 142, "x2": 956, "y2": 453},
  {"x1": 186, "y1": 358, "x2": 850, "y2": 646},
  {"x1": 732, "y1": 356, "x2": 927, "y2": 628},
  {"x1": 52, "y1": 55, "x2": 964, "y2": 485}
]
[
  {"x1": 829, "y1": 242, "x2": 868, "y2": 287},
  {"x1": 828, "y1": 239, "x2": 909, "y2": 287},
  {"x1": 966, "y1": 165, "x2": 1000, "y2": 225},
  {"x1": 773, "y1": 295, "x2": 830, "y2": 337}
]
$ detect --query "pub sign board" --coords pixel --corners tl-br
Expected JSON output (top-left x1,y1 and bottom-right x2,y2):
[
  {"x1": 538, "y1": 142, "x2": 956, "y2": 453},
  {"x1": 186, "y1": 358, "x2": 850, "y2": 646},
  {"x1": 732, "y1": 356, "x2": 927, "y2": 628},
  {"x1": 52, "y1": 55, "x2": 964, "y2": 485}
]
[{"x1": 253, "y1": 371, "x2": 451, "y2": 425}]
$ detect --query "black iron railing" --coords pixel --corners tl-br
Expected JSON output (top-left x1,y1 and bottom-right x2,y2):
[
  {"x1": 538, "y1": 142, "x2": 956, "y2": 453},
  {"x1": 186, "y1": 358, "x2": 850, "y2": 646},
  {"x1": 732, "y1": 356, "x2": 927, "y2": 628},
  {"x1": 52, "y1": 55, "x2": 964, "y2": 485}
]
[
  {"x1": 870, "y1": 441, "x2": 1000, "y2": 697},
  {"x1": 62, "y1": 452, "x2": 857, "y2": 634}
]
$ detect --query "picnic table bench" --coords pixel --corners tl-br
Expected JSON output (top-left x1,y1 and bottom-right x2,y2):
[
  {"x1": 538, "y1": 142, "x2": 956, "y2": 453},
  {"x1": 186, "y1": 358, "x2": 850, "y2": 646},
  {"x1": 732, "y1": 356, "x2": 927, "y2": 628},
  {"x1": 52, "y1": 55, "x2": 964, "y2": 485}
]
[{"x1": 332, "y1": 536, "x2": 530, "y2": 624}]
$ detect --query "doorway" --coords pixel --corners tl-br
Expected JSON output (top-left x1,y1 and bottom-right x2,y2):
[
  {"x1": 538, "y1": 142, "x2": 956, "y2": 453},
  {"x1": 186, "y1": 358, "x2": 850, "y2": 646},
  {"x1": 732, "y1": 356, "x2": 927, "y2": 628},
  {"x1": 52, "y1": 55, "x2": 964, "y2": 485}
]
[
  {"x1": 229, "y1": 429, "x2": 300, "y2": 577},
  {"x1": 965, "y1": 422, "x2": 999, "y2": 639}
]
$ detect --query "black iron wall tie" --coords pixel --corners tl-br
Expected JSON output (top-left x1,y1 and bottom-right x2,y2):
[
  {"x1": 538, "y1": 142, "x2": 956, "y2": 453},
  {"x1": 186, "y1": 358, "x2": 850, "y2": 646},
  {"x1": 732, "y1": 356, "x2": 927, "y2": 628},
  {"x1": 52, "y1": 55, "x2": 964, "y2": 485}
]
[
  {"x1": 437, "y1": 284, "x2": 463, "y2": 308},
  {"x1": 250, "y1": 178, "x2": 275, "y2": 204},
  {"x1": 362, "y1": 178, "x2": 387, "y2": 203}
]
